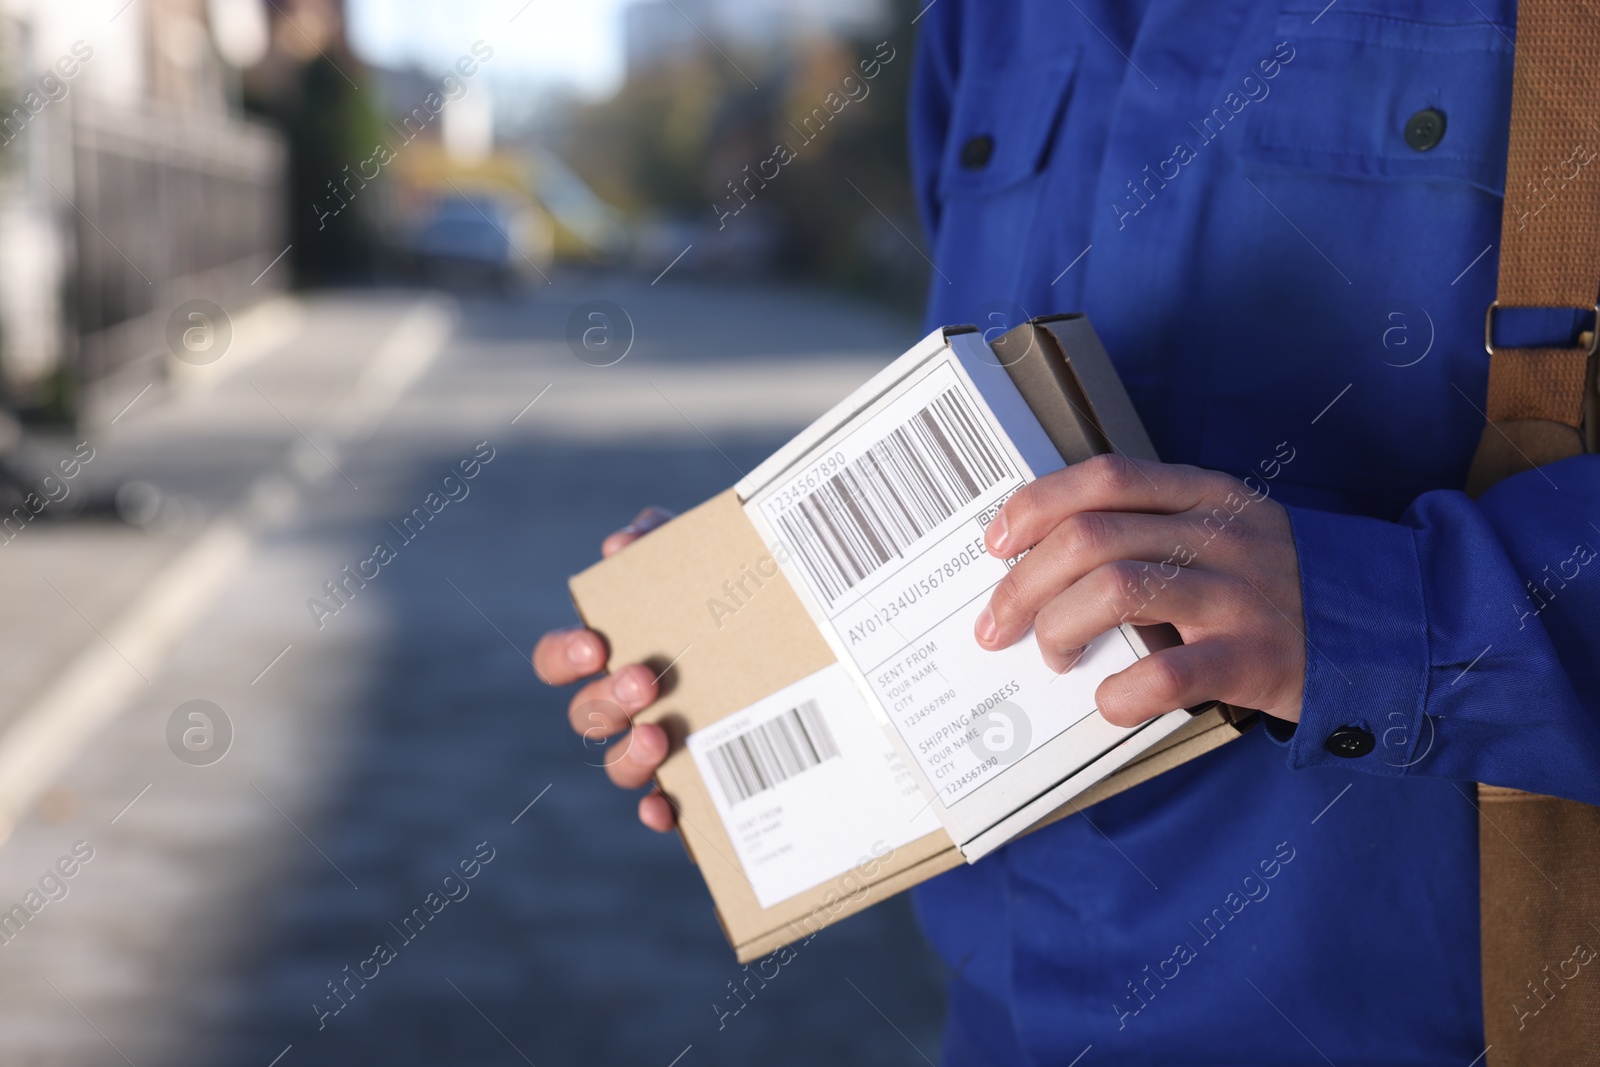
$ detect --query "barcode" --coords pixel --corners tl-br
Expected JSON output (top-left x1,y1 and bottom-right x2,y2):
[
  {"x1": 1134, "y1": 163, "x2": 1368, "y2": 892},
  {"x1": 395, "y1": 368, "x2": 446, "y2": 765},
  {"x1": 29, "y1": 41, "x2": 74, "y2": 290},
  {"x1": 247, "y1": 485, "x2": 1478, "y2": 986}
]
[
  {"x1": 707, "y1": 700, "x2": 841, "y2": 806},
  {"x1": 775, "y1": 386, "x2": 1009, "y2": 604}
]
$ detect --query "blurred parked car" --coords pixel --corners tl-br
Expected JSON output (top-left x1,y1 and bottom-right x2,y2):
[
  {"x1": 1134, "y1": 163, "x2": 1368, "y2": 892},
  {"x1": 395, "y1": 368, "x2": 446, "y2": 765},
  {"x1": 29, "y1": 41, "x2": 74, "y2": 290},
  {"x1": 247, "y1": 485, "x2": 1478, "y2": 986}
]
[{"x1": 400, "y1": 196, "x2": 551, "y2": 290}]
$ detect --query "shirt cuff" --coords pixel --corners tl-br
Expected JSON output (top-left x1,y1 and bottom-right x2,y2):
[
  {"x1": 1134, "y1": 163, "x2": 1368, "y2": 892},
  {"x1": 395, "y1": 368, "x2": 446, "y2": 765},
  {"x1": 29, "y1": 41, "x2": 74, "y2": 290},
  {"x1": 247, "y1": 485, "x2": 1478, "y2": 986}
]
[{"x1": 1277, "y1": 505, "x2": 1431, "y2": 776}]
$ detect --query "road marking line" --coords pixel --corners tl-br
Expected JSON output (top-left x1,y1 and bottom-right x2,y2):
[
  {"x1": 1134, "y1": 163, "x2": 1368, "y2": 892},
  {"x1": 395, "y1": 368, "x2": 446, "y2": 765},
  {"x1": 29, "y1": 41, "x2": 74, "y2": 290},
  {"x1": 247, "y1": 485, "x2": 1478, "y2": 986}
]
[
  {"x1": 0, "y1": 518, "x2": 252, "y2": 842},
  {"x1": 335, "y1": 299, "x2": 458, "y2": 441},
  {"x1": 170, "y1": 297, "x2": 306, "y2": 406},
  {"x1": 0, "y1": 298, "x2": 457, "y2": 844}
]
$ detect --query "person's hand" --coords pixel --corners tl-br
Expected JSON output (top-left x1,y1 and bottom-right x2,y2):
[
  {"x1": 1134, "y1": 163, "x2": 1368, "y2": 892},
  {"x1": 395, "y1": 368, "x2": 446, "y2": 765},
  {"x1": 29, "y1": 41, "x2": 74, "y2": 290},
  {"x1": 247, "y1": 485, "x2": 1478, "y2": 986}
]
[
  {"x1": 533, "y1": 507, "x2": 678, "y2": 832},
  {"x1": 974, "y1": 454, "x2": 1306, "y2": 726}
]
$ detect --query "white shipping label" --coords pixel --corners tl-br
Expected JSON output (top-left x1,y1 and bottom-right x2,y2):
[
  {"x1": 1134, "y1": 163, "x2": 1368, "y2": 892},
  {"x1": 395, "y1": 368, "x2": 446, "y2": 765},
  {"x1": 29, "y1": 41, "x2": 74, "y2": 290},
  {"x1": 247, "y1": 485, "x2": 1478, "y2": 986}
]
[
  {"x1": 686, "y1": 663, "x2": 941, "y2": 910},
  {"x1": 752, "y1": 359, "x2": 1140, "y2": 808}
]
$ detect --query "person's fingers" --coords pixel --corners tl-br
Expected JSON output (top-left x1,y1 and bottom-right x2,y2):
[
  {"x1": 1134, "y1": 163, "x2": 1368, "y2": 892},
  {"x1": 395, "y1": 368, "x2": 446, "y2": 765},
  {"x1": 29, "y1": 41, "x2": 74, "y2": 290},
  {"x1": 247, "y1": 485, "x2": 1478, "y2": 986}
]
[
  {"x1": 979, "y1": 511, "x2": 1201, "y2": 650},
  {"x1": 533, "y1": 627, "x2": 608, "y2": 686},
  {"x1": 638, "y1": 789, "x2": 677, "y2": 832},
  {"x1": 1031, "y1": 561, "x2": 1231, "y2": 671},
  {"x1": 988, "y1": 454, "x2": 1237, "y2": 557},
  {"x1": 567, "y1": 663, "x2": 659, "y2": 739},
  {"x1": 605, "y1": 721, "x2": 668, "y2": 789},
  {"x1": 536, "y1": 509, "x2": 674, "y2": 685},
  {"x1": 602, "y1": 506, "x2": 675, "y2": 558},
  {"x1": 1096, "y1": 640, "x2": 1237, "y2": 728}
]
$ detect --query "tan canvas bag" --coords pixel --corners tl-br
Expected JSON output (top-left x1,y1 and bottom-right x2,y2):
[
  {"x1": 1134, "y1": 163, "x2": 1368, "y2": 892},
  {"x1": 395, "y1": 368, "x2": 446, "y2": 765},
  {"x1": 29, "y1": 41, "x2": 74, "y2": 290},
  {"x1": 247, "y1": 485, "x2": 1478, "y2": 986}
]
[{"x1": 1466, "y1": 1, "x2": 1600, "y2": 1061}]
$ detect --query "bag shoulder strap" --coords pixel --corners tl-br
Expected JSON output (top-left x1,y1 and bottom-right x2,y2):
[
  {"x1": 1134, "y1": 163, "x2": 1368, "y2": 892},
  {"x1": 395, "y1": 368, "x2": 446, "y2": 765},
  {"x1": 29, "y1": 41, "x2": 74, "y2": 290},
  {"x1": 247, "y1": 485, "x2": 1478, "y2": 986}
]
[
  {"x1": 1465, "y1": 0, "x2": 1599, "y2": 494},
  {"x1": 1475, "y1": 7, "x2": 1600, "y2": 1064}
]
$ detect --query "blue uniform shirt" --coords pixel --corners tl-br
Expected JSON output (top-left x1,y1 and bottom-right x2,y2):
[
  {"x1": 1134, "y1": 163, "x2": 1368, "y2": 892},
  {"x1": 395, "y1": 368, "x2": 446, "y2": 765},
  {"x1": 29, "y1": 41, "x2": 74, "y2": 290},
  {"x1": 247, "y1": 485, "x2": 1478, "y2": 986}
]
[{"x1": 908, "y1": 1, "x2": 1600, "y2": 1063}]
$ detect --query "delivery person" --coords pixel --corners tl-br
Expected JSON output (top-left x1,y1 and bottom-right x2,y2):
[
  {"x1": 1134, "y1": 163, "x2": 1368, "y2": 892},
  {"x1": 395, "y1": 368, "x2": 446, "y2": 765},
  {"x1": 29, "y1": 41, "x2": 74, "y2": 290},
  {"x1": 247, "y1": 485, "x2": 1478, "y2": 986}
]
[{"x1": 535, "y1": 0, "x2": 1600, "y2": 1061}]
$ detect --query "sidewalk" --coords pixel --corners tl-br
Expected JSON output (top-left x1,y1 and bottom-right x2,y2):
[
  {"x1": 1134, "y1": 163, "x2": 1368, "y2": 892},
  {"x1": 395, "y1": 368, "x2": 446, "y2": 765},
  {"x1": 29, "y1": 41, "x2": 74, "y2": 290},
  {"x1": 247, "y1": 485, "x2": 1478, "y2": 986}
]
[{"x1": 0, "y1": 277, "x2": 949, "y2": 1066}]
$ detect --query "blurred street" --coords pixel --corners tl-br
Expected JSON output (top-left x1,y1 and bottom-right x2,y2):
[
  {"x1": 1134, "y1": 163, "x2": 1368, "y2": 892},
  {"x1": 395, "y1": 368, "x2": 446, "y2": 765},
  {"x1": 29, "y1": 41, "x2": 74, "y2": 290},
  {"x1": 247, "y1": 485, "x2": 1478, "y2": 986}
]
[{"x1": 0, "y1": 277, "x2": 948, "y2": 1066}]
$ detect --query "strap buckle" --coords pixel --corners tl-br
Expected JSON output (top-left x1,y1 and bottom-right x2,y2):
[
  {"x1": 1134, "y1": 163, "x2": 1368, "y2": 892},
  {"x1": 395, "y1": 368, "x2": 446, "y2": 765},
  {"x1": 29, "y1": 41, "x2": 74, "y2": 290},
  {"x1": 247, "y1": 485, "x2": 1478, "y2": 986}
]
[{"x1": 1484, "y1": 301, "x2": 1600, "y2": 356}]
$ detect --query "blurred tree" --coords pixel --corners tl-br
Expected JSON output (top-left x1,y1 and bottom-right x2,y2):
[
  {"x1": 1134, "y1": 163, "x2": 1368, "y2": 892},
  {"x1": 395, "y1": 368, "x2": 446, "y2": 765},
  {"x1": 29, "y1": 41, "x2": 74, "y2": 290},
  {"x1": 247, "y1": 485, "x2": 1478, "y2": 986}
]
[
  {"x1": 556, "y1": 0, "x2": 925, "y2": 309},
  {"x1": 561, "y1": 59, "x2": 735, "y2": 216},
  {"x1": 242, "y1": 0, "x2": 382, "y2": 286}
]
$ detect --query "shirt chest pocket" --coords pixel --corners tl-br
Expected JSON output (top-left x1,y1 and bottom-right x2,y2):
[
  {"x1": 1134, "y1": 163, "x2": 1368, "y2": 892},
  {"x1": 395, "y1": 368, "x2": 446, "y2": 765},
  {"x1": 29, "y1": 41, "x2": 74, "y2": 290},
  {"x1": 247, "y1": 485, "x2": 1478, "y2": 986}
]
[
  {"x1": 937, "y1": 58, "x2": 1077, "y2": 200},
  {"x1": 1215, "y1": 8, "x2": 1517, "y2": 502},
  {"x1": 1239, "y1": 10, "x2": 1513, "y2": 194},
  {"x1": 931, "y1": 58, "x2": 1076, "y2": 300}
]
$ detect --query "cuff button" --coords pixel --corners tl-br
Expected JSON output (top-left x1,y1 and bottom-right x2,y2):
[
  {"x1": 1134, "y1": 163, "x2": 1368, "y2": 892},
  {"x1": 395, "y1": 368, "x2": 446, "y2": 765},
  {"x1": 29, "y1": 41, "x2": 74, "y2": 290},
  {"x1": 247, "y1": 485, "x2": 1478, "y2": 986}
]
[{"x1": 1325, "y1": 725, "x2": 1376, "y2": 758}]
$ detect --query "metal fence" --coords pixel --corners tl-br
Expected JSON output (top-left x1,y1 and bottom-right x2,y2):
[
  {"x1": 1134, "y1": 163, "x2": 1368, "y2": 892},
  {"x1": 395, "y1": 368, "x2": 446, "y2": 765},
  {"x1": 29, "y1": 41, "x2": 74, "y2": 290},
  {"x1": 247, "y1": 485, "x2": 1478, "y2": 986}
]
[{"x1": 69, "y1": 99, "x2": 286, "y2": 396}]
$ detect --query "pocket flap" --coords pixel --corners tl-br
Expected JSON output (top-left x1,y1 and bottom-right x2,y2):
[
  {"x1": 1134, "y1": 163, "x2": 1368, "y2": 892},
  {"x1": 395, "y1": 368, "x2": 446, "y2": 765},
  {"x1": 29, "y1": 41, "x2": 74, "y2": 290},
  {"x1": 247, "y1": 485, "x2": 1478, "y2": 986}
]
[
  {"x1": 938, "y1": 59, "x2": 1076, "y2": 199},
  {"x1": 1243, "y1": 11, "x2": 1513, "y2": 195}
]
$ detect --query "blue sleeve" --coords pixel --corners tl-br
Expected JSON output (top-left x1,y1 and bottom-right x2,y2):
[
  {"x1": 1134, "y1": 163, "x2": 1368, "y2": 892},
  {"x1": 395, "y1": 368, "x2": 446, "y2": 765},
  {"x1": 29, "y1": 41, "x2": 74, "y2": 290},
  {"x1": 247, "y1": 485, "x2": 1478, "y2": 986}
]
[
  {"x1": 909, "y1": 0, "x2": 961, "y2": 258},
  {"x1": 1274, "y1": 454, "x2": 1600, "y2": 804}
]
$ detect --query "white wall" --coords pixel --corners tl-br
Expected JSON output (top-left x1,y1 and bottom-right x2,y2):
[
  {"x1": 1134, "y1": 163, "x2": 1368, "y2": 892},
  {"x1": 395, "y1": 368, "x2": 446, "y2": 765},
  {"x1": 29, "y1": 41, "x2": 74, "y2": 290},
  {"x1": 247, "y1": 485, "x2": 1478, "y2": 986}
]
[{"x1": 0, "y1": 0, "x2": 148, "y2": 104}]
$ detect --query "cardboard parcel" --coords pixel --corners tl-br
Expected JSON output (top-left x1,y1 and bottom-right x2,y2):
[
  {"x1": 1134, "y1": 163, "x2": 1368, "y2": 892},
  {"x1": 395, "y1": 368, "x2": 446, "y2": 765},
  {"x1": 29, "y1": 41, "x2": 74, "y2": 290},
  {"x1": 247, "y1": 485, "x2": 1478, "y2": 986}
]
[{"x1": 569, "y1": 316, "x2": 1256, "y2": 962}]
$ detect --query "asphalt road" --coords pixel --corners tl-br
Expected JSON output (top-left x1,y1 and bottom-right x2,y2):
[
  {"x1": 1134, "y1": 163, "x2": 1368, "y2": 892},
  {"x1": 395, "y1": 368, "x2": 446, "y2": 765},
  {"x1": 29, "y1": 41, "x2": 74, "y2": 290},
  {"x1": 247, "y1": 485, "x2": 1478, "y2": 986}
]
[{"x1": 0, "y1": 276, "x2": 949, "y2": 1066}]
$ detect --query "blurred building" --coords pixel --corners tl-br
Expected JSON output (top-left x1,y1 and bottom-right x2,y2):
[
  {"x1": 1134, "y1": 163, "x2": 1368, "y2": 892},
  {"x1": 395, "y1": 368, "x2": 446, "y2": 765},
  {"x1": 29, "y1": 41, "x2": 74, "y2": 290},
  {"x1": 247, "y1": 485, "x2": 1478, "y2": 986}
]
[
  {"x1": 0, "y1": 0, "x2": 286, "y2": 419},
  {"x1": 622, "y1": 0, "x2": 888, "y2": 80}
]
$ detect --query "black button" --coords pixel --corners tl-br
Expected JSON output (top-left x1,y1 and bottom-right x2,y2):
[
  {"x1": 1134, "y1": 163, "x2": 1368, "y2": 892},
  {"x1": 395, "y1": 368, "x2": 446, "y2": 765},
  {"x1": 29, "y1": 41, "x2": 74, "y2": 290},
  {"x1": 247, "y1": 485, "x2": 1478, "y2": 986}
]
[
  {"x1": 1404, "y1": 108, "x2": 1447, "y2": 152},
  {"x1": 961, "y1": 135, "x2": 995, "y2": 170},
  {"x1": 1325, "y1": 725, "x2": 1376, "y2": 759}
]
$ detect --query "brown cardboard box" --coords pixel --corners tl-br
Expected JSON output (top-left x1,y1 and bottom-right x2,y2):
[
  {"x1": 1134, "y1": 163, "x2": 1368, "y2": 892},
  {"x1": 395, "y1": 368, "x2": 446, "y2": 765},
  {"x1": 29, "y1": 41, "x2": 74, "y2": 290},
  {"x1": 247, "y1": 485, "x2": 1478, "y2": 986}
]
[{"x1": 569, "y1": 315, "x2": 1254, "y2": 962}]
